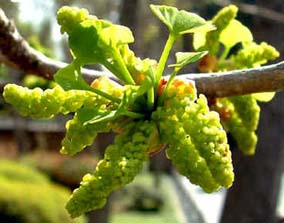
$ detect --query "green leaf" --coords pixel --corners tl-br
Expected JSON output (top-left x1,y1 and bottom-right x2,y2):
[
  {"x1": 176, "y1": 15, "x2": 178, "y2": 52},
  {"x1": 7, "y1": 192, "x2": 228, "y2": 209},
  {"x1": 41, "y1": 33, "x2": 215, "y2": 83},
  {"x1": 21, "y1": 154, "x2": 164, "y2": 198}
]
[
  {"x1": 55, "y1": 62, "x2": 91, "y2": 91},
  {"x1": 150, "y1": 4, "x2": 214, "y2": 36},
  {"x1": 192, "y1": 30, "x2": 207, "y2": 50},
  {"x1": 169, "y1": 51, "x2": 208, "y2": 70},
  {"x1": 55, "y1": 61, "x2": 121, "y2": 103},
  {"x1": 219, "y1": 19, "x2": 253, "y2": 50},
  {"x1": 252, "y1": 92, "x2": 275, "y2": 102},
  {"x1": 77, "y1": 107, "x2": 117, "y2": 125},
  {"x1": 99, "y1": 25, "x2": 134, "y2": 47},
  {"x1": 193, "y1": 5, "x2": 238, "y2": 54},
  {"x1": 57, "y1": 7, "x2": 135, "y2": 84}
]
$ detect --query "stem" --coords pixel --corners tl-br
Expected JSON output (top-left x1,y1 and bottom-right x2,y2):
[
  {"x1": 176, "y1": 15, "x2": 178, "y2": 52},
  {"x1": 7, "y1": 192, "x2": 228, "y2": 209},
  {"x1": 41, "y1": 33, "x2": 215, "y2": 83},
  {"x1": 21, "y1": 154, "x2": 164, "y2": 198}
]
[
  {"x1": 123, "y1": 110, "x2": 145, "y2": 119},
  {"x1": 155, "y1": 34, "x2": 176, "y2": 84},
  {"x1": 220, "y1": 47, "x2": 230, "y2": 60},
  {"x1": 73, "y1": 61, "x2": 122, "y2": 104},
  {"x1": 89, "y1": 87, "x2": 121, "y2": 104},
  {"x1": 146, "y1": 66, "x2": 156, "y2": 111},
  {"x1": 112, "y1": 50, "x2": 135, "y2": 85},
  {"x1": 147, "y1": 87, "x2": 155, "y2": 111},
  {"x1": 102, "y1": 59, "x2": 126, "y2": 82}
]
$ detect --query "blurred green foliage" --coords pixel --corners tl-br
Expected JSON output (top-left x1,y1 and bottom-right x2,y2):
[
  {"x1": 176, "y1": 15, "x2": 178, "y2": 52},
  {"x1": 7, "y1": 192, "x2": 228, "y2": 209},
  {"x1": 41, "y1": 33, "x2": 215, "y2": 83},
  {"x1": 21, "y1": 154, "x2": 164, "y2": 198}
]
[{"x1": 0, "y1": 159, "x2": 86, "y2": 223}]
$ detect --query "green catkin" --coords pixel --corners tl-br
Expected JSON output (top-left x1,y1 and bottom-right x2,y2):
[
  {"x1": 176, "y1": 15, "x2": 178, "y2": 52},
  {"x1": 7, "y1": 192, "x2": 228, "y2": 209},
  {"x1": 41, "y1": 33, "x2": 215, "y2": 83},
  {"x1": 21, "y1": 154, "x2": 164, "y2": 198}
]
[
  {"x1": 206, "y1": 5, "x2": 238, "y2": 55},
  {"x1": 3, "y1": 84, "x2": 103, "y2": 119},
  {"x1": 156, "y1": 107, "x2": 221, "y2": 192},
  {"x1": 225, "y1": 117, "x2": 257, "y2": 155},
  {"x1": 61, "y1": 113, "x2": 110, "y2": 156},
  {"x1": 228, "y1": 95, "x2": 260, "y2": 131},
  {"x1": 65, "y1": 121, "x2": 158, "y2": 218},
  {"x1": 232, "y1": 42, "x2": 280, "y2": 68},
  {"x1": 220, "y1": 96, "x2": 259, "y2": 155},
  {"x1": 57, "y1": 6, "x2": 90, "y2": 34},
  {"x1": 153, "y1": 79, "x2": 234, "y2": 192}
]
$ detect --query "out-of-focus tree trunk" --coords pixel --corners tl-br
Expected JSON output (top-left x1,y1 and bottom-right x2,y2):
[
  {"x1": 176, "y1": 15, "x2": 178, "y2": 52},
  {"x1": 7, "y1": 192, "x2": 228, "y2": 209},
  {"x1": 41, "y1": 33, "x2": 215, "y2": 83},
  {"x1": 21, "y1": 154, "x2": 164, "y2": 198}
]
[
  {"x1": 119, "y1": 0, "x2": 139, "y2": 31},
  {"x1": 221, "y1": 93, "x2": 284, "y2": 223},
  {"x1": 119, "y1": 0, "x2": 139, "y2": 51},
  {"x1": 220, "y1": 1, "x2": 284, "y2": 222}
]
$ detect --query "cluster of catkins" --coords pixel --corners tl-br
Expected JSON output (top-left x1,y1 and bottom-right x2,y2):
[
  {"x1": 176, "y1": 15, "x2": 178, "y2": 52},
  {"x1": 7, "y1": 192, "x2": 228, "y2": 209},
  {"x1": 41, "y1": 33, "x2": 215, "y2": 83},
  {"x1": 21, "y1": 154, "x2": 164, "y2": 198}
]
[{"x1": 3, "y1": 78, "x2": 234, "y2": 217}]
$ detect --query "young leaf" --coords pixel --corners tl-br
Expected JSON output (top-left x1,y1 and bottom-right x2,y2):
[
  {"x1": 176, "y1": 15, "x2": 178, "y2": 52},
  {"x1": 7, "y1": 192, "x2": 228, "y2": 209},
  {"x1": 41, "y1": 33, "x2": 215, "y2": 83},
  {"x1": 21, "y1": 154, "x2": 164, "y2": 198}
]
[
  {"x1": 169, "y1": 51, "x2": 208, "y2": 70},
  {"x1": 193, "y1": 5, "x2": 238, "y2": 55},
  {"x1": 55, "y1": 61, "x2": 91, "y2": 91},
  {"x1": 252, "y1": 92, "x2": 275, "y2": 102},
  {"x1": 192, "y1": 30, "x2": 207, "y2": 51},
  {"x1": 55, "y1": 62, "x2": 121, "y2": 103},
  {"x1": 150, "y1": 4, "x2": 214, "y2": 36},
  {"x1": 78, "y1": 107, "x2": 117, "y2": 125},
  {"x1": 219, "y1": 19, "x2": 253, "y2": 50},
  {"x1": 99, "y1": 25, "x2": 134, "y2": 47},
  {"x1": 57, "y1": 6, "x2": 135, "y2": 84}
]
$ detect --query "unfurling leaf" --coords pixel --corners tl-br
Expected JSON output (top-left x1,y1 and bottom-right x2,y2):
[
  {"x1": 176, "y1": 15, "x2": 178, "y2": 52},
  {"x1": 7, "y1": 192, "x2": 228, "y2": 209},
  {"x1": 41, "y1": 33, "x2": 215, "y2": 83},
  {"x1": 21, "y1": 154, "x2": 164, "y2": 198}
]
[
  {"x1": 252, "y1": 92, "x2": 275, "y2": 102},
  {"x1": 150, "y1": 4, "x2": 214, "y2": 36},
  {"x1": 169, "y1": 51, "x2": 208, "y2": 71},
  {"x1": 219, "y1": 19, "x2": 253, "y2": 50}
]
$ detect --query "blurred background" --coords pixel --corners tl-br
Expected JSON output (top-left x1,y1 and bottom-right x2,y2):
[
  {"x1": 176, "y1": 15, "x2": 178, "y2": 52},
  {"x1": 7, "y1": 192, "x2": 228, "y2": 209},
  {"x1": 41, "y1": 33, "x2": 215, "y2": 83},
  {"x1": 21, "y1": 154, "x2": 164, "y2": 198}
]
[{"x1": 0, "y1": 0, "x2": 283, "y2": 223}]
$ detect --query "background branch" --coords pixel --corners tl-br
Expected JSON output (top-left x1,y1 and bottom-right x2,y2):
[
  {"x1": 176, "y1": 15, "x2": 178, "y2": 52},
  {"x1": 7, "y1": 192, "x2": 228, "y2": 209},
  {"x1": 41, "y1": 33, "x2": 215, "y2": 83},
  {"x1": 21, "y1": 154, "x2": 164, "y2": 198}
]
[
  {"x1": 0, "y1": 8, "x2": 115, "y2": 83},
  {"x1": 215, "y1": 0, "x2": 284, "y2": 24},
  {"x1": 0, "y1": 8, "x2": 284, "y2": 98}
]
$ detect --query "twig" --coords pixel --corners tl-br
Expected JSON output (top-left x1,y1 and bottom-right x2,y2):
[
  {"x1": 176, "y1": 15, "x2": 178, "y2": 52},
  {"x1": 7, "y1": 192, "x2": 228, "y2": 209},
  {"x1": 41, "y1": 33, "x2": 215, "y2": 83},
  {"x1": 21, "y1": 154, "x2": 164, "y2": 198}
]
[
  {"x1": 0, "y1": 8, "x2": 284, "y2": 98},
  {"x1": 215, "y1": 0, "x2": 284, "y2": 24},
  {"x1": 181, "y1": 61, "x2": 284, "y2": 97},
  {"x1": 0, "y1": 8, "x2": 117, "y2": 83}
]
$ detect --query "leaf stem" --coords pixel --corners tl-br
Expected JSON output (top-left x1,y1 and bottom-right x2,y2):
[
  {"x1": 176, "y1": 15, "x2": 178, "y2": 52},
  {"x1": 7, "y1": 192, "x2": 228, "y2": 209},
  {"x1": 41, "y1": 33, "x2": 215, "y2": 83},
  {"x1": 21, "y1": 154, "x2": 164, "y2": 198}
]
[
  {"x1": 155, "y1": 34, "x2": 176, "y2": 84},
  {"x1": 220, "y1": 47, "x2": 230, "y2": 60},
  {"x1": 147, "y1": 87, "x2": 155, "y2": 111},
  {"x1": 112, "y1": 50, "x2": 136, "y2": 85},
  {"x1": 123, "y1": 110, "x2": 145, "y2": 119},
  {"x1": 89, "y1": 87, "x2": 121, "y2": 104}
]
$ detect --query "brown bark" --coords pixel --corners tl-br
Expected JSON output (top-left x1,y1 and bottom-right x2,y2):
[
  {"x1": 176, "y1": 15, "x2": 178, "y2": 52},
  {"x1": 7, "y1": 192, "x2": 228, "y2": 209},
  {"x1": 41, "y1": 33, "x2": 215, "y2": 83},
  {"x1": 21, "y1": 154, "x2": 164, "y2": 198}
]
[{"x1": 0, "y1": 8, "x2": 284, "y2": 97}]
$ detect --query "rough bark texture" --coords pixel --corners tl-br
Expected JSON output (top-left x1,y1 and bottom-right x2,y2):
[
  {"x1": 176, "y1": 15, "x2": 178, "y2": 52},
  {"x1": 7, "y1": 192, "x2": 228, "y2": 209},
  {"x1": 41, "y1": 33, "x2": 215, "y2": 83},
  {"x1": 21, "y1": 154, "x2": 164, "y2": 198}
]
[{"x1": 221, "y1": 93, "x2": 284, "y2": 223}]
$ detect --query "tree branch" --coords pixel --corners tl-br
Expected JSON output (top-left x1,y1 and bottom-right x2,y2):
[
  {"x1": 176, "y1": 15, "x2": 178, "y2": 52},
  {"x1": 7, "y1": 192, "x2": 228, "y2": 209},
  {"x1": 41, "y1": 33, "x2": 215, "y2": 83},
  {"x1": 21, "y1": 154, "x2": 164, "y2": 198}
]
[
  {"x1": 0, "y1": 8, "x2": 116, "y2": 83},
  {"x1": 0, "y1": 8, "x2": 284, "y2": 98},
  {"x1": 215, "y1": 0, "x2": 284, "y2": 24},
  {"x1": 181, "y1": 61, "x2": 284, "y2": 97}
]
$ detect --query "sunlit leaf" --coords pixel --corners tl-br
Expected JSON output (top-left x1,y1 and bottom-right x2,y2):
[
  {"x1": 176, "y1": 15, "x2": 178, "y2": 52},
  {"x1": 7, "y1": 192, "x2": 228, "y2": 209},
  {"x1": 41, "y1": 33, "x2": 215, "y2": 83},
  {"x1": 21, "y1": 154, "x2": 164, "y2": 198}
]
[
  {"x1": 99, "y1": 24, "x2": 134, "y2": 47},
  {"x1": 252, "y1": 92, "x2": 275, "y2": 102},
  {"x1": 219, "y1": 19, "x2": 253, "y2": 50},
  {"x1": 78, "y1": 107, "x2": 117, "y2": 125},
  {"x1": 55, "y1": 62, "x2": 92, "y2": 91},
  {"x1": 169, "y1": 51, "x2": 208, "y2": 70},
  {"x1": 192, "y1": 31, "x2": 207, "y2": 50},
  {"x1": 150, "y1": 4, "x2": 214, "y2": 36}
]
